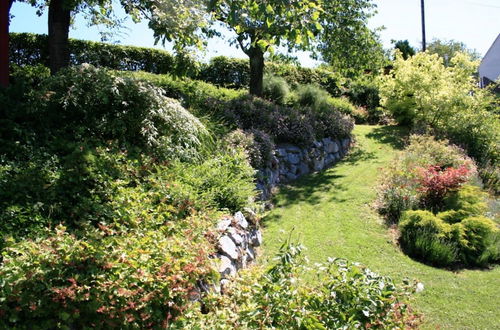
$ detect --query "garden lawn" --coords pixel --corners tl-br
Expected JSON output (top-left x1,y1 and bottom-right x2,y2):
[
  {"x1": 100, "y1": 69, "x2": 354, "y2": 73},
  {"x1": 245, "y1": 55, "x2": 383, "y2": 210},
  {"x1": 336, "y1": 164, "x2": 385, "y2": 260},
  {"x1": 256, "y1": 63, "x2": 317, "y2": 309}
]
[{"x1": 261, "y1": 125, "x2": 500, "y2": 329}]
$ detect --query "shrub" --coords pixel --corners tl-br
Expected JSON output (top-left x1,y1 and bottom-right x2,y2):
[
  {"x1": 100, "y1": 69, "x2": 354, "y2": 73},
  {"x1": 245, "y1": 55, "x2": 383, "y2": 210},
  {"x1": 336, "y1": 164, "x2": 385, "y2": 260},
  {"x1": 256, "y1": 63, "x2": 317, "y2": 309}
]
[
  {"x1": 168, "y1": 150, "x2": 256, "y2": 212},
  {"x1": 438, "y1": 185, "x2": 488, "y2": 223},
  {"x1": 181, "y1": 241, "x2": 419, "y2": 329},
  {"x1": 295, "y1": 84, "x2": 331, "y2": 111},
  {"x1": 415, "y1": 165, "x2": 471, "y2": 211},
  {"x1": 455, "y1": 216, "x2": 500, "y2": 266},
  {"x1": 379, "y1": 51, "x2": 500, "y2": 193},
  {"x1": 377, "y1": 135, "x2": 475, "y2": 222},
  {"x1": 262, "y1": 75, "x2": 290, "y2": 105},
  {"x1": 222, "y1": 95, "x2": 317, "y2": 146},
  {"x1": 198, "y1": 56, "x2": 249, "y2": 89},
  {"x1": 33, "y1": 65, "x2": 209, "y2": 162},
  {"x1": 10, "y1": 32, "x2": 177, "y2": 74},
  {"x1": 399, "y1": 210, "x2": 457, "y2": 266},
  {"x1": 0, "y1": 221, "x2": 217, "y2": 328},
  {"x1": 222, "y1": 129, "x2": 275, "y2": 169}
]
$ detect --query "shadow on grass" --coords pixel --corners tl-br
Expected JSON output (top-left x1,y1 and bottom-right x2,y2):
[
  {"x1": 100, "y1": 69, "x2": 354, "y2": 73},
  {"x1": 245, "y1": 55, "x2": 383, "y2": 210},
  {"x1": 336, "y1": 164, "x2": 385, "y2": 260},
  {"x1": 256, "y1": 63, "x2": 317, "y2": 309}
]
[
  {"x1": 263, "y1": 125, "x2": 410, "y2": 226},
  {"x1": 365, "y1": 125, "x2": 409, "y2": 150}
]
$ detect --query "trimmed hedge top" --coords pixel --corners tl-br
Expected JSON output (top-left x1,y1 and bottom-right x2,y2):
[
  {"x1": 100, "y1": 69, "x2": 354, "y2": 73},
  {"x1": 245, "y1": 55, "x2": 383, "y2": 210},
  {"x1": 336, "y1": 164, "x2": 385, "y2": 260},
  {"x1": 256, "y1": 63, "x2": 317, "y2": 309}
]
[{"x1": 9, "y1": 33, "x2": 344, "y2": 95}]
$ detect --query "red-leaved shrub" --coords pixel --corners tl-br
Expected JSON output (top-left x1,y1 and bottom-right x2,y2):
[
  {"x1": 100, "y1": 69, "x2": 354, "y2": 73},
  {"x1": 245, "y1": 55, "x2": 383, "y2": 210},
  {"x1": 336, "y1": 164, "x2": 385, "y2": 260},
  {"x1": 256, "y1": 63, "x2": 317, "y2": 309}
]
[{"x1": 415, "y1": 165, "x2": 471, "y2": 210}]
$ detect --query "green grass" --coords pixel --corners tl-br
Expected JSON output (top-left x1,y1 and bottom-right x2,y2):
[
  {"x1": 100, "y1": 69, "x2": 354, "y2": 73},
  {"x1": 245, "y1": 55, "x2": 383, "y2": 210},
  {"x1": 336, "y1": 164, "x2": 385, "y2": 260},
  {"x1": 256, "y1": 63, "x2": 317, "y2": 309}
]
[{"x1": 261, "y1": 125, "x2": 500, "y2": 329}]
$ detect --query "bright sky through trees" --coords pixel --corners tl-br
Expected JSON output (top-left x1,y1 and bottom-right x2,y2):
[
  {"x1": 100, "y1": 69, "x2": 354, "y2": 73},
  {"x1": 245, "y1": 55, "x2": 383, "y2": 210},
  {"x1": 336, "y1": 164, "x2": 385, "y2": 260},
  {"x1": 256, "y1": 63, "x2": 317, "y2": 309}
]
[{"x1": 9, "y1": 0, "x2": 500, "y2": 67}]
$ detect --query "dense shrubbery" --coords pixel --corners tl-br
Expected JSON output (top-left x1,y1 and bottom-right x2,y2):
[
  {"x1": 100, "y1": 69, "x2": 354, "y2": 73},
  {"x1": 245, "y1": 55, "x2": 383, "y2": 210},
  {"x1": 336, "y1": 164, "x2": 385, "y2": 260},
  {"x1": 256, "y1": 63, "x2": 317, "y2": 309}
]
[
  {"x1": 377, "y1": 135, "x2": 476, "y2": 222},
  {"x1": 262, "y1": 75, "x2": 290, "y2": 105},
  {"x1": 222, "y1": 129, "x2": 275, "y2": 169},
  {"x1": 10, "y1": 33, "x2": 346, "y2": 96},
  {"x1": 181, "y1": 242, "x2": 420, "y2": 328},
  {"x1": 379, "y1": 51, "x2": 500, "y2": 193},
  {"x1": 222, "y1": 95, "x2": 354, "y2": 147},
  {"x1": 0, "y1": 64, "x2": 257, "y2": 327},
  {"x1": 377, "y1": 135, "x2": 499, "y2": 267},
  {"x1": 0, "y1": 222, "x2": 217, "y2": 328},
  {"x1": 400, "y1": 206, "x2": 499, "y2": 267}
]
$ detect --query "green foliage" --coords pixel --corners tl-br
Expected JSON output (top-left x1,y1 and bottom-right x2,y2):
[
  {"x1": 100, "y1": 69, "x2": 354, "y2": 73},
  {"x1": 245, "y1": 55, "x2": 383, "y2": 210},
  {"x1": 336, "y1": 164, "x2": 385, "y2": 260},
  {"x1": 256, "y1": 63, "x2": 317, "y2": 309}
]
[
  {"x1": 345, "y1": 75, "x2": 386, "y2": 123},
  {"x1": 315, "y1": 0, "x2": 386, "y2": 76},
  {"x1": 222, "y1": 129, "x2": 275, "y2": 169},
  {"x1": 197, "y1": 56, "x2": 344, "y2": 96},
  {"x1": 208, "y1": 0, "x2": 323, "y2": 54},
  {"x1": 222, "y1": 95, "x2": 354, "y2": 147},
  {"x1": 438, "y1": 185, "x2": 488, "y2": 223},
  {"x1": 167, "y1": 150, "x2": 256, "y2": 212},
  {"x1": 393, "y1": 40, "x2": 416, "y2": 60},
  {"x1": 455, "y1": 217, "x2": 500, "y2": 266},
  {"x1": 123, "y1": 70, "x2": 244, "y2": 119},
  {"x1": 379, "y1": 51, "x2": 500, "y2": 193},
  {"x1": 10, "y1": 33, "x2": 178, "y2": 74},
  {"x1": 33, "y1": 65, "x2": 209, "y2": 161},
  {"x1": 181, "y1": 241, "x2": 419, "y2": 329},
  {"x1": 427, "y1": 39, "x2": 481, "y2": 66},
  {"x1": 399, "y1": 186, "x2": 499, "y2": 268},
  {"x1": 399, "y1": 210, "x2": 457, "y2": 266},
  {"x1": 377, "y1": 135, "x2": 476, "y2": 222},
  {"x1": 198, "y1": 56, "x2": 250, "y2": 89},
  {"x1": 0, "y1": 221, "x2": 217, "y2": 328},
  {"x1": 262, "y1": 75, "x2": 290, "y2": 104}
]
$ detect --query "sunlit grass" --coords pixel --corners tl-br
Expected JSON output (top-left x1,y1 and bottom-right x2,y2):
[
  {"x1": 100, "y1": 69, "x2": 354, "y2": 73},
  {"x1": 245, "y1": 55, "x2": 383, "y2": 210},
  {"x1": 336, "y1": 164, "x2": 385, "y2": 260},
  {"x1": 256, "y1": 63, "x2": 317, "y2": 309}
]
[{"x1": 261, "y1": 125, "x2": 500, "y2": 329}]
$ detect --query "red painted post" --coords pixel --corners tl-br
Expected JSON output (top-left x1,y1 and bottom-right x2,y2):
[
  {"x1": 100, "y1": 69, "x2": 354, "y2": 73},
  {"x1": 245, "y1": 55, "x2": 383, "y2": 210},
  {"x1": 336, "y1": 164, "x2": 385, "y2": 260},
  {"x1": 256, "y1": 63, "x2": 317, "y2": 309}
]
[{"x1": 0, "y1": 0, "x2": 10, "y2": 87}]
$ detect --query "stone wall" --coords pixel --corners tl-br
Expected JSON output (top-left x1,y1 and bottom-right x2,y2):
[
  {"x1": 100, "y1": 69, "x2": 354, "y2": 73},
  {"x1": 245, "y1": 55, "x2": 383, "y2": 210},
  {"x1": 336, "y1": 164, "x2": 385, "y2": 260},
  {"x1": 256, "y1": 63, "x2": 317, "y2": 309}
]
[
  {"x1": 212, "y1": 209, "x2": 262, "y2": 291},
  {"x1": 256, "y1": 136, "x2": 352, "y2": 200},
  {"x1": 211, "y1": 136, "x2": 351, "y2": 289}
]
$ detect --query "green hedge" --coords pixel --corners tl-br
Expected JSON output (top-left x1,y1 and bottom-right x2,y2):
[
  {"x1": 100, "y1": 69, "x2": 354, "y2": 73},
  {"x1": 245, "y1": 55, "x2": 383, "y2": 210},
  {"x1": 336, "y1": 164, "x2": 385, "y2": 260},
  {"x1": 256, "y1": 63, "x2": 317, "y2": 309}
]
[
  {"x1": 198, "y1": 56, "x2": 344, "y2": 96},
  {"x1": 10, "y1": 33, "x2": 344, "y2": 95},
  {"x1": 10, "y1": 33, "x2": 176, "y2": 74}
]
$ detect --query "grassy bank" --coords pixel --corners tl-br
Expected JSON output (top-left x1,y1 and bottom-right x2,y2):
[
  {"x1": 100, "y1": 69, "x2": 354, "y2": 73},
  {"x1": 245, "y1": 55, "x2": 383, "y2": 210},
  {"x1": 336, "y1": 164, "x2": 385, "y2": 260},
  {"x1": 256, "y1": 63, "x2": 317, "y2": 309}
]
[{"x1": 261, "y1": 125, "x2": 500, "y2": 329}]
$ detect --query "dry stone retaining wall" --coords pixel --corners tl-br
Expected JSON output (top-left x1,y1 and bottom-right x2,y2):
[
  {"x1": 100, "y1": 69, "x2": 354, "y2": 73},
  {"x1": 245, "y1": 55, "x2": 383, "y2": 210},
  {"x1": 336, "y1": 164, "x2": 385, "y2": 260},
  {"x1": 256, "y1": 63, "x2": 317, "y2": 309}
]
[
  {"x1": 212, "y1": 136, "x2": 351, "y2": 287},
  {"x1": 256, "y1": 137, "x2": 352, "y2": 200}
]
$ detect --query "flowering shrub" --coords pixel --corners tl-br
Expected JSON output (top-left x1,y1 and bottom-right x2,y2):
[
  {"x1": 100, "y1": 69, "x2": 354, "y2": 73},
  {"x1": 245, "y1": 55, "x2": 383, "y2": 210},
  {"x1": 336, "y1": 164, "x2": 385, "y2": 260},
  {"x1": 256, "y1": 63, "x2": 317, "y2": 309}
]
[
  {"x1": 0, "y1": 222, "x2": 217, "y2": 329},
  {"x1": 379, "y1": 51, "x2": 500, "y2": 193}
]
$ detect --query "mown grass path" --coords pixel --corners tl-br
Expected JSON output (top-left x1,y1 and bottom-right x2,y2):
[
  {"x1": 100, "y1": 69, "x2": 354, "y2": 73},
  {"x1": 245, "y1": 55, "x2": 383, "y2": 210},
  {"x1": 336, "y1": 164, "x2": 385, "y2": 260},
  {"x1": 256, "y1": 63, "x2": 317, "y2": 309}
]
[{"x1": 261, "y1": 125, "x2": 500, "y2": 329}]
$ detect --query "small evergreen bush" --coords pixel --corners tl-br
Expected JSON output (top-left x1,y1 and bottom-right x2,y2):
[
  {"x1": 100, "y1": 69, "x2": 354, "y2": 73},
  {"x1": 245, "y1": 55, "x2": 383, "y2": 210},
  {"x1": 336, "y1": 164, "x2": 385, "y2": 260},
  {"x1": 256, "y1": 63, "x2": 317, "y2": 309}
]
[{"x1": 399, "y1": 210, "x2": 457, "y2": 266}]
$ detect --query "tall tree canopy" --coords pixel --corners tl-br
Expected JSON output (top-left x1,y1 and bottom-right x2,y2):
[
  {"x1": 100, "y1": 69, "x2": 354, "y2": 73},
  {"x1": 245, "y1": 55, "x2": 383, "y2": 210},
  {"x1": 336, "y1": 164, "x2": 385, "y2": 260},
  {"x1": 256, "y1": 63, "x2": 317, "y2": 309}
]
[
  {"x1": 427, "y1": 39, "x2": 480, "y2": 66},
  {"x1": 314, "y1": 0, "x2": 385, "y2": 77},
  {"x1": 207, "y1": 0, "x2": 323, "y2": 96}
]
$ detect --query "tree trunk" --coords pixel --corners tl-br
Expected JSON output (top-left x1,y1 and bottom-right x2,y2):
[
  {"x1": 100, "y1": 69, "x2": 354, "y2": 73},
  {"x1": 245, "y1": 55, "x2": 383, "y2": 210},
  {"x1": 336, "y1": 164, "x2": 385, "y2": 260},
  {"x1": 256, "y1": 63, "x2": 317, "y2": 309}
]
[
  {"x1": 248, "y1": 46, "x2": 264, "y2": 97},
  {"x1": 0, "y1": 0, "x2": 13, "y2": 87},
  {"x1": 48, "y1": 0, "x2": 71, "y2": 75}
]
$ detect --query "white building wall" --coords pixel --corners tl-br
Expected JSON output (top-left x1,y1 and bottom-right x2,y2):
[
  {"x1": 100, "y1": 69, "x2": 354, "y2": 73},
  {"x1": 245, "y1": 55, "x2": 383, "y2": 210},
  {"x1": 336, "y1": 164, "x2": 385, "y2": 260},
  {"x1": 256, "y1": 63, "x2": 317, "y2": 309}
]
[{"x1": 479, "y1": 34, "x2": 500, "y2": 87}]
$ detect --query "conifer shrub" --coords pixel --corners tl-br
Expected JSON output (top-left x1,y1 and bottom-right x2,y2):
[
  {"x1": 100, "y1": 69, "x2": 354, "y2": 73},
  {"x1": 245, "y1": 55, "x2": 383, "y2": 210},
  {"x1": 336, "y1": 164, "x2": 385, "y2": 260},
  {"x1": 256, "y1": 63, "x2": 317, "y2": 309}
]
[{"x1": 399, "y1": 210, "x2": 457, "y2": 266}]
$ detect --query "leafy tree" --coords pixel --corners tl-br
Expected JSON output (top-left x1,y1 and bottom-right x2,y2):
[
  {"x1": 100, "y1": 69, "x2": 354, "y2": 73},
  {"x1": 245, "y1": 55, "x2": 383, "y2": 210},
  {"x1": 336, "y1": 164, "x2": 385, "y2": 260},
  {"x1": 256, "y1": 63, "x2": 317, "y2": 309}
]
[
  {"x1": 314, "y1": 0, "x2": 386, "y2": 77},
  {"x1": 427, "y1": 38, "x2": 480, "y2": 66},
  {"x1": 207, "y1": 0, "x2": 323, "y2": 96},
  {"x1": 121, "y1": 0, "x2": 213, "y2": 51},
  {"x1": 9, "y1": 0, "x2": 120, "y2": 74},
  {"x1": 0, "y1": 0, "x2": 14, "y2": 86},
  {"x1": 393, "y1": 40, "x2": 416, "y2": 60}
]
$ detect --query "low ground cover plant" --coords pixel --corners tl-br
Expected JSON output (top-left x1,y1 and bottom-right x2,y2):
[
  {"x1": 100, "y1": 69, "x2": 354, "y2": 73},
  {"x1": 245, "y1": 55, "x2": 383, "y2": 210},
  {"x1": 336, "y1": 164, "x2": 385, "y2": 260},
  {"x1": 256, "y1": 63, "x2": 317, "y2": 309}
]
[
  {"x1": 180, "y1": 241, "x2": 421, "y2": 329},
  {"x1": 377, "y1": 135, "x2": 499, "y2": 267}
]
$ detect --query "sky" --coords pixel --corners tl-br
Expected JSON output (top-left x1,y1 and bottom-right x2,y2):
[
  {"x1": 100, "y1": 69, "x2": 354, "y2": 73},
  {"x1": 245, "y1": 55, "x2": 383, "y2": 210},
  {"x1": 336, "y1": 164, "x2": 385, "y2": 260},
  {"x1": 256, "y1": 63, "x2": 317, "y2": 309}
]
[{"x1": 9, "y1": 0, "x2": 500, "y2": 68}]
